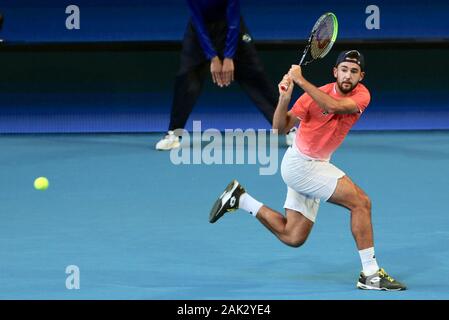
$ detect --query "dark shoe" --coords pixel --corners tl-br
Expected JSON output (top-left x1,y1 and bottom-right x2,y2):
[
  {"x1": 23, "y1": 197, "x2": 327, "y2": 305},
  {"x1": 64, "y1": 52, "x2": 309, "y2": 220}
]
[
  {"x1": 357, "y1": 268, "x2": 407, "y2": 291},
  {"x1": 209, "y1": 180, "x2": 245, "y2": 223}
]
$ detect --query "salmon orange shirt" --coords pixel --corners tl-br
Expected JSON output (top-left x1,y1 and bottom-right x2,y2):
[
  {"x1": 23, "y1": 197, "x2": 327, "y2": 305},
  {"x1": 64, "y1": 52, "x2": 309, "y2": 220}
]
[{"x1": 291, "y1": 82, "x2": 371, "y2": 160}]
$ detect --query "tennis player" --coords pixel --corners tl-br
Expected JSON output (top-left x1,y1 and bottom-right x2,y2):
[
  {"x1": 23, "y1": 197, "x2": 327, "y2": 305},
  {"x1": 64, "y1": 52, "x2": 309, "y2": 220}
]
[{"x1": 209, "y1": 50, "x2": 406, "y2": 291}]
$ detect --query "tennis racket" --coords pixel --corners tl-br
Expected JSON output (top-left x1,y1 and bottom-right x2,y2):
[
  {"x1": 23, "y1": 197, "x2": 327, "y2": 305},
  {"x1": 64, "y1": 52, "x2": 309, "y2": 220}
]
[{"x1": 281, "y1": 12, "x2": 338, "y2": 91}]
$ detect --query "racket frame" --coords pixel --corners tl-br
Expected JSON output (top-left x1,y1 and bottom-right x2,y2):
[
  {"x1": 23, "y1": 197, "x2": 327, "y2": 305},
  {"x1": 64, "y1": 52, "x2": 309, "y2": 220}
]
[{"x1": 280, "y1": 12, "x2": 338, "y2": 91}]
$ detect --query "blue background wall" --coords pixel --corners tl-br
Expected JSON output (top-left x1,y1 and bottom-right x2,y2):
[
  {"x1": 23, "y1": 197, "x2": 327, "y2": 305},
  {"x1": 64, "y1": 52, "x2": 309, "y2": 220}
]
[
  {"x1": 1, "y1": 0, "x2": 449, "y2": 42},
  {"x1": 0, "y1": 1, "x2": 448, "y2": 133}
]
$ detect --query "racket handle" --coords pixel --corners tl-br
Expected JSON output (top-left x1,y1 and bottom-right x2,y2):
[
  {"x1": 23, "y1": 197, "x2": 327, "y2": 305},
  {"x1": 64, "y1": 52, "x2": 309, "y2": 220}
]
[{"x1": 280, "y1": 84, "x2": 289, "y2": 91}]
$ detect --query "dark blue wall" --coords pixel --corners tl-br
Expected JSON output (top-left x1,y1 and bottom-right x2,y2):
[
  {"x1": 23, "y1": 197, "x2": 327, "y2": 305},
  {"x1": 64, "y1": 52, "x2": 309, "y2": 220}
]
[
  {"x1": 0, "y1": 1, "x2": 448, "y2": 133},
  {"x1": 1, "y1": 47, "x2": 448, "y2": 133},
  {"x1": 1, "y1": 0, "x2": 449, "y2": 43}
]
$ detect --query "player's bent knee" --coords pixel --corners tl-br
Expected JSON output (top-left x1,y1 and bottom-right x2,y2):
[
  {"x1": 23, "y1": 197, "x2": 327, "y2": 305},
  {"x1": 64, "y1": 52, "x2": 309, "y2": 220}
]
[
  {"x1": 286, "y1": 234, "x2": 308, "y2": 248},
  {"x1": 359, "y1": 193, "x2": 371, "y2": 210},
  {"x1": 351, "y1": 190, "x2": 370, "y2": 211}
]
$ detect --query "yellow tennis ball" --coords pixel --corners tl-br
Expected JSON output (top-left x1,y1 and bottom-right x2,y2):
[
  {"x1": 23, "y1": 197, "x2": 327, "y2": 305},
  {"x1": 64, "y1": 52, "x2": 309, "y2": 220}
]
[{"x1": 34, "y1": 177, "x2": 49, "y2": 190}]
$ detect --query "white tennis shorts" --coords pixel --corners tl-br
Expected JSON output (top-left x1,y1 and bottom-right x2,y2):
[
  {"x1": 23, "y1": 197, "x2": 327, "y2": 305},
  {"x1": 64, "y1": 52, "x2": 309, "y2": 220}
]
[{"x1": 280, "y1": 144, "x2": 345, "y2": 222}]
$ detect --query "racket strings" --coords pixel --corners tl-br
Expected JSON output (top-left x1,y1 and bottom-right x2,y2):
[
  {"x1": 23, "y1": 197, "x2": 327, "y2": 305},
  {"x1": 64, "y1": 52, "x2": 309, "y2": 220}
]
[{"x1": 310, "y1": 15, "x2": 335, "y2": 59}]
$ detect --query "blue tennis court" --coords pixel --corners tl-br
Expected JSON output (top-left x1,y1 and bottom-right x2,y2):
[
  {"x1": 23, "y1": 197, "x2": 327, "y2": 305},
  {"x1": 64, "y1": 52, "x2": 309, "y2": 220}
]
[
  {"x1": 1, "y1": 131, "x2": 447, "y2": 299},
  {"x1": 1, "y1": 0, "x2": 448, "y2": 302}
]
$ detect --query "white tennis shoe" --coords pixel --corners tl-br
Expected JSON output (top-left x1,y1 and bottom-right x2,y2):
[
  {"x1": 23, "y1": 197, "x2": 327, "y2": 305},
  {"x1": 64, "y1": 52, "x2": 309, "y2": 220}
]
[{"x1": 155, "y1": 131, "x2": 180, "y2": 150}]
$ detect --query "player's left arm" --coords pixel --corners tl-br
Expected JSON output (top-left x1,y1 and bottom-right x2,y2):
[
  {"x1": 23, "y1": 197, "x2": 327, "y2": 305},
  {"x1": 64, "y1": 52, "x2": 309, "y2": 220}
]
[{"x1": 289, "y1": 65, "x2": 359, "y2": 114}]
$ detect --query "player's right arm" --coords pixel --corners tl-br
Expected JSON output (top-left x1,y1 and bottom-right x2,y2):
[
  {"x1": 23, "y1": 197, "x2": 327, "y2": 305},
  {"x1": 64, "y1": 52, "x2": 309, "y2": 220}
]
[{"x1": 273, "y1": 75, "x2": 299, "y2": 134}]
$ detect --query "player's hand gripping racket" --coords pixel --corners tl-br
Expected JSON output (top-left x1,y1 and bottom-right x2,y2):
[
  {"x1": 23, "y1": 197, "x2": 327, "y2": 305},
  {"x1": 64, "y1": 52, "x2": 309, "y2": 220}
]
[{"x1": 281, "y1": 12, "x2": 338, "y2": 91}]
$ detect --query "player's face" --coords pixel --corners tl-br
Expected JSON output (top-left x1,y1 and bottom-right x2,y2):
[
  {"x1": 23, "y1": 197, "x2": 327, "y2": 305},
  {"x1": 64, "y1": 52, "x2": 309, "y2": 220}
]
[{"x1": 333, "y1": 62, "x2": 365, "y2": 94}]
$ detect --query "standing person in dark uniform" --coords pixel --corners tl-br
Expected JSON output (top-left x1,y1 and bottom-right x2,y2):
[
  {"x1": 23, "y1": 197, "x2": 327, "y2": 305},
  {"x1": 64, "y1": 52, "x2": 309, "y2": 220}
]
[{"x1": 156, "y1": 0, "x2": 296, "y2": 150}]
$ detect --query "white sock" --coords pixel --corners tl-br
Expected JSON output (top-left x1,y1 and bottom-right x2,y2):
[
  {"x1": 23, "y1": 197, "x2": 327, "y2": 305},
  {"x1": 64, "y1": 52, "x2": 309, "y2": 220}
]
[
  {"x1": 359, "y1": 247, "x2": 380, "y2": 276},
  {"x1": 239, "y1": 193, "x2": 263, "y2": 217}
]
